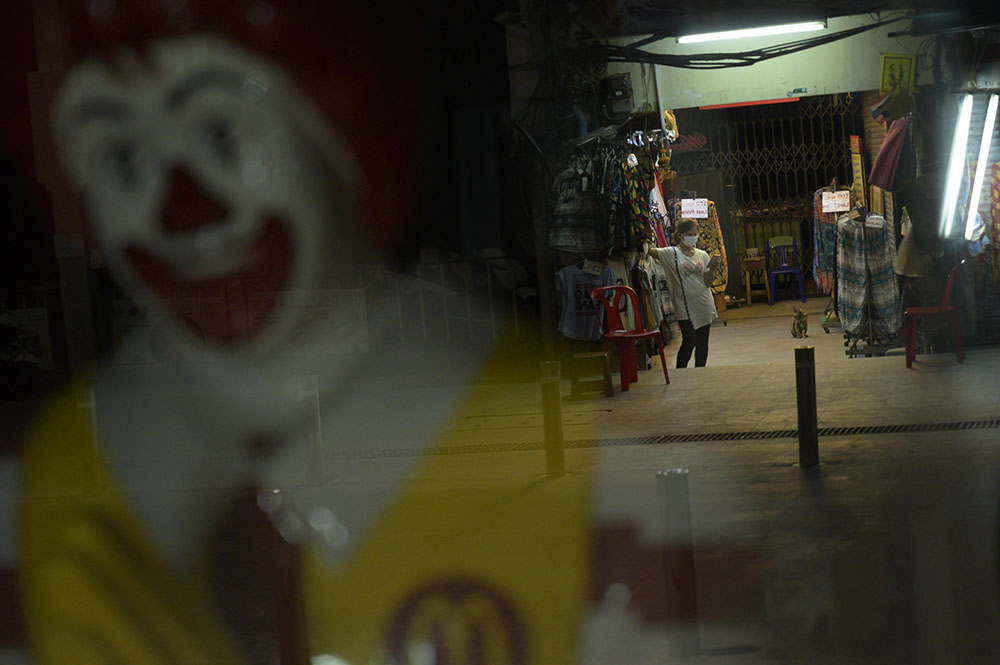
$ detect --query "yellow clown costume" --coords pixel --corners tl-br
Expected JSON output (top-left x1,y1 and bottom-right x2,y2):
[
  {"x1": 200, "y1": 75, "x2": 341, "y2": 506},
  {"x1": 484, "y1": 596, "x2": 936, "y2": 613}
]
[{"x1": 20, "y1": 346, "x2": 592, "y2": 665}]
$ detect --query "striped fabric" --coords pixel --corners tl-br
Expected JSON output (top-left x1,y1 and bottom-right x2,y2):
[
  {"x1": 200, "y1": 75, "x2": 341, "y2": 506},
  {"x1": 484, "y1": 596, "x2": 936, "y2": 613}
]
[{"x1": 837, "y1": 216, "x2": 902, "y2": 337}]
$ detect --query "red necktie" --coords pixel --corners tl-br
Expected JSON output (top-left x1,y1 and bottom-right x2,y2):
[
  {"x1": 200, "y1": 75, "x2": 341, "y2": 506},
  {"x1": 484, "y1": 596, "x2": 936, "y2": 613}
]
[{"x1": 208, "y1": 485, "x2": 308, "y2": 665}]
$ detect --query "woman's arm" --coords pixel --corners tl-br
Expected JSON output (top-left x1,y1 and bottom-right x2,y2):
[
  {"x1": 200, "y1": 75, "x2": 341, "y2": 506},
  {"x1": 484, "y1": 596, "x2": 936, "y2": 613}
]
[{"x1": 648, "y1": 246, "x2": 669, "y2": 263}]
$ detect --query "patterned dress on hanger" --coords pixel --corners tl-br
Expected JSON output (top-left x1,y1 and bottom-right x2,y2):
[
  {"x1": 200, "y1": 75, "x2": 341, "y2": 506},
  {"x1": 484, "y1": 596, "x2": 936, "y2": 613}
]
[
  {"x1": 988, "y1": 163, "x2": 1000, "y2": 289},
  {"x1": 668, "y1": 199, "x2": 729, "y2": 295}
]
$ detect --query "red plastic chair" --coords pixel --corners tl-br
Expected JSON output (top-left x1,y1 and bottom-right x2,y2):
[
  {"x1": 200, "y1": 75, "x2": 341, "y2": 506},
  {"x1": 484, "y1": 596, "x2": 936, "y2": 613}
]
[
  {"x1": 904, "y1": 260, "x2": 965, "y2": 368},
  {"x1": 589, "y1": 285, "x2": 669, "y2": 391}
]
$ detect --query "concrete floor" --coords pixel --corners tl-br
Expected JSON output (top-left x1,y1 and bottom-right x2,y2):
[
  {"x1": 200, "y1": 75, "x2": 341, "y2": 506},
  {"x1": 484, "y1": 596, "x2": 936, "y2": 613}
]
[
  {"x1": 422, "y1": 297, "x2": 1000, "y2": 664},
  {"x1": 5, "y1": 297, "x2": 998, "y2": 665}
]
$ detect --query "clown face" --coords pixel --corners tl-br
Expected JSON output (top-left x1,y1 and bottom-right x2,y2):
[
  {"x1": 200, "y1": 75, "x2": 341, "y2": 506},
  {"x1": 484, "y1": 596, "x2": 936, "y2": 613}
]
[{"x1": 53, "y1": 36, "x2": 368, "y2": 354}]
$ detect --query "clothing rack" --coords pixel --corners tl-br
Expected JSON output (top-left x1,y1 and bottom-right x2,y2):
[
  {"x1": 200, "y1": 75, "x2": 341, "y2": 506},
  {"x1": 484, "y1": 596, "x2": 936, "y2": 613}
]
[{"x1": 817, "y1": 180, "x2": 848, "y2": 334}]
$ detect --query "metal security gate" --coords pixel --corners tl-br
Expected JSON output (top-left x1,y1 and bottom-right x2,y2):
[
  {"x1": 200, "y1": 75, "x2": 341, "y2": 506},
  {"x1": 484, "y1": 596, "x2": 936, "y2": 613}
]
[{"x1": 671, "y1": 94, "x2": 863, "y2": 294}]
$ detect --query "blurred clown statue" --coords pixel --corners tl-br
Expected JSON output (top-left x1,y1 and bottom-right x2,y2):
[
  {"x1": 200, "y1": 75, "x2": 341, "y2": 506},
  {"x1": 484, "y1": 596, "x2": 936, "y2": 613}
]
[
  {"x1": 16, "y1": 3, "x2": 603, "y2": 665},
  {"x1": 11, "y1": 2, "x2": 690, "y2": 665}
]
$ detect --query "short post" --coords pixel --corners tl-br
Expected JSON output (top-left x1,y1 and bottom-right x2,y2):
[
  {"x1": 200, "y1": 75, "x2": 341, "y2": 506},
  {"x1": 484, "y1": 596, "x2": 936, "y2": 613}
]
[
  {"x1": 540, "y1": 361, "x2": 565, "y2": 477},
  {"x1": 795, "y1": 346, "x2": 819, "y2": 468},
  {"x1": 303, "y1": 375, "x2": 325, "y2": 486},
  {"x1": 657, "y1": 469, "x2": 700, "y2": 658}
]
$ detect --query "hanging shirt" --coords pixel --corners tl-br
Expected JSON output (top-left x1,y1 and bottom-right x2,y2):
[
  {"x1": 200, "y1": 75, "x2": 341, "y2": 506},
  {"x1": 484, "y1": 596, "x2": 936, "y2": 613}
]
[
  {"x1": 649, "y1": 247, "x2": 717, "y2": 329},
  {"x1": 603, "y1": 257, "x2": 638, "y2": 331},
  {"x1": 555, "y1": 265, "x2": 619, "y2": 341},
  {"x1": 649, "y1": 173, "x2": 670, "y2": 247}
]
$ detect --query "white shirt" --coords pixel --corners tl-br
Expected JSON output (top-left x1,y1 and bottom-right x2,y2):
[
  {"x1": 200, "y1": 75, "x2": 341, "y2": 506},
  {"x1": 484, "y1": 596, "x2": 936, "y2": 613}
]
[{"x1": 649, "y1": 246, "x2": 717, "y2": 329}]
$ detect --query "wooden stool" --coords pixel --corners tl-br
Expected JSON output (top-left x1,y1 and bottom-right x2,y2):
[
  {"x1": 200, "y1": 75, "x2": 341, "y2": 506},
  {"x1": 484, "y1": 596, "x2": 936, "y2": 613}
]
[
  {"x1": 741, "y1": 256, "x2": 770, "y2": 306},
  {"x1": 569, "y1": 351, "x2": 614, "y2": 398}
]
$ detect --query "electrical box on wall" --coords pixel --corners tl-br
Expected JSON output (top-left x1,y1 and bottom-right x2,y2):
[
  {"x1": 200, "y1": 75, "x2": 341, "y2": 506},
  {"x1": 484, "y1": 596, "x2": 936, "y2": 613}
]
[{"x1": 603, "y1": 73, "x2": 633, "y2": 115}]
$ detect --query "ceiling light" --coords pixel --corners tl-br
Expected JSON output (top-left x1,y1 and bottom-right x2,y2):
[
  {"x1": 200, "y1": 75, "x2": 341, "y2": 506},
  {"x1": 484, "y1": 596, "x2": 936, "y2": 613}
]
[
  {"x1": 677, "y1": 20, "x2": 826, "y2": 44},
  {"x1": 965, "y1": 94, "x2": 999, "y2": 240},
  {"x1": 941, "y1": 95, "x2": 973, "y2": 237}
]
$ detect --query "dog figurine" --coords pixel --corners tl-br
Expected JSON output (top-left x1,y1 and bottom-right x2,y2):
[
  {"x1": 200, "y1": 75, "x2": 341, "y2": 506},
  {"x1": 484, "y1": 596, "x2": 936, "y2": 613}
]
[{"x1": 791, "y1": 306, "x2": 808, "y2": 338}]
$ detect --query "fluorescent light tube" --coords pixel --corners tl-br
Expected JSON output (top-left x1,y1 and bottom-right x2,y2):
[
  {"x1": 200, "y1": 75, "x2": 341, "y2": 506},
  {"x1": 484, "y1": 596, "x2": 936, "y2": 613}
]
[
  {"x1": 677, "y1": 21, "x2": 826, "y2": 44},
  {"x1": 941, "y1": 95, "x2": 974, "y2": 237},
  {"x1": 965, "y1": 94, "x2": 999, "y2": 240}
]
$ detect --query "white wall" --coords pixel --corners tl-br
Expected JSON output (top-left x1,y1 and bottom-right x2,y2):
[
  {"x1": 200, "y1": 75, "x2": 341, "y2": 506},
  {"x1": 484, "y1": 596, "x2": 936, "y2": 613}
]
[{"x1": 608, "y1": 14, "x2": 940, "y2": 111}]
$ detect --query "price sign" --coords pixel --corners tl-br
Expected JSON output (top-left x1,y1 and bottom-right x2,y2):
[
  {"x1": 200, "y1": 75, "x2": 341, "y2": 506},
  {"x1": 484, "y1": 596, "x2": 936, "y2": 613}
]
[
  {"x1": 821, "y1": 190, "x2": 851, "y2": 213},
  {"x1": 680, "y1": 198, "x2": 709, "y2": 219}
]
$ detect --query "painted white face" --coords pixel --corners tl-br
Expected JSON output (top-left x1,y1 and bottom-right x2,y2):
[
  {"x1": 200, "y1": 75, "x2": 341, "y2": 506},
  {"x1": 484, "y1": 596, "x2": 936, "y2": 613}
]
[{"x1": 53, "y1": 36, "x2": 366, "y2": 353}]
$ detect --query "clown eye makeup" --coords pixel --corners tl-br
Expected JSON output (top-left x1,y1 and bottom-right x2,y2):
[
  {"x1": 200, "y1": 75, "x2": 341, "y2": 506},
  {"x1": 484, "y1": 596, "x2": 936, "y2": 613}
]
[
  {"x1": 104, "y1": 140, "x2": 142, "y2": 189},
  {"x1": 202, "y1": 116, "x2": 237, "y2": 167}
]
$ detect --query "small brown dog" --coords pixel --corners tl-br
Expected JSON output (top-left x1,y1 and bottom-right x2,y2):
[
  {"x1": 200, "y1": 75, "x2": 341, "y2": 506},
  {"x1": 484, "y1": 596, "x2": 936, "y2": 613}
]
[{"x1": 791, "y1": 306, "x2": 808, "y2": 338}]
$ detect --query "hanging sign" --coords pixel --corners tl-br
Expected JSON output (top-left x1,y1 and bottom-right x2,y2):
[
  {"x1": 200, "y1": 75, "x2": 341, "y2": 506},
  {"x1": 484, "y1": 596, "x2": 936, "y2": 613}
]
[
  {"x1": 851, "y1": 153, "x2": 868, "y2": 208},
  {"x1": 670, "y1": 132, "x2": 709, "y2": 154},
  {"x1": 821, "y1": 190, "x2": 851, "y2": 213},
  {"x1": 681, "y1": 198, "x2": 709, "y2": 219}
]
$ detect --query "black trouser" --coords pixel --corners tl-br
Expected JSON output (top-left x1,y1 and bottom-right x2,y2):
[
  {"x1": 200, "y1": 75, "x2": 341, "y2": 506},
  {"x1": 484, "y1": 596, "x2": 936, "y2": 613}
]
[{"x1": 676, "y1": 319, "x2": 711, "y2": 368}]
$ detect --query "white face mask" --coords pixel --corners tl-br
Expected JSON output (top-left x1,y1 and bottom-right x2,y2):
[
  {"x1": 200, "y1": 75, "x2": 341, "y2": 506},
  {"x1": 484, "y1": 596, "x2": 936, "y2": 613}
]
[{"x1": 682, "y1": 235, "x2": 699, "y2": 248}]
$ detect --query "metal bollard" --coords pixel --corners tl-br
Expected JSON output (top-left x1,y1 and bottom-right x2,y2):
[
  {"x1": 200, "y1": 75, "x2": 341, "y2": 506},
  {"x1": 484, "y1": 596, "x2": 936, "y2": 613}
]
[
  {"x1": 657, "y1": 469, "x2": 700, "y2": 658},
  {"x1": 540, "y1": 361, "x2": 566, "y2": 477},
  {"x1": 795, "y1": 346, "x2": 819, "y2": 468}
]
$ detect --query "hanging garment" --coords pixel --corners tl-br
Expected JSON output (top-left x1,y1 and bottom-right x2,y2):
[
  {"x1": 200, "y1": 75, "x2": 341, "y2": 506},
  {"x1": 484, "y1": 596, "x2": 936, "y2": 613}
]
[
  {"x1": 622, "y1": 159, "x2": 654, "y2": 251},
  {"x1": 894, "y1": 208, "x2": 921, "y2": 277},
  {"x1": 649, "y1": 174, "x2": 670, "y2": 247},
  {"x1": 555, "y1": 264, "x2": 620, "y2": 341},
  {"x1": 649, "y1": 258, "x2": 677, "y2": 326},
  {"x1": 812, "y1": 189, "x2": 842, "y2": 295},
  {"x1": 550, "y1": 156, "x2": 603, "y2": 253},
  {"x1": 837, "y1": 216, "x2": 902, "y2": 337},
  {"x1": 604, "y1": 257, "x2": 638, "y2": 331},
  {"x1": 633, "y1": 263, "x2": 659, "y2": 332},
  {"x1": 868, "y1": 117, "x2": 910, "y2": 190},
  {"x1": 987, "y1": 163, "x2": 1000, "y2": 290},
  {"x1": 668, "y1": 199, "x2": 728, "y2": 294}
]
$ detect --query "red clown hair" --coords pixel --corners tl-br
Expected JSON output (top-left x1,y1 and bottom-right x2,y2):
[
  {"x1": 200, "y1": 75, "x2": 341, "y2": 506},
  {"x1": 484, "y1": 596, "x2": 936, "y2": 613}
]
[{"x1": 60, "y1": 0, "x2": 431, "y2": 255}]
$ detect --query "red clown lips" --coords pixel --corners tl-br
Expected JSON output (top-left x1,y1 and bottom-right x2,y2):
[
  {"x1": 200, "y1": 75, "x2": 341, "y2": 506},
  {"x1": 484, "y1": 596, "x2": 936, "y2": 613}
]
[
  {"x1": 125, "y1": 167, "x2": 293, "y2": 346},
  {"x1": 126, "y1": 217, "x2": 292, "y2": 347}
]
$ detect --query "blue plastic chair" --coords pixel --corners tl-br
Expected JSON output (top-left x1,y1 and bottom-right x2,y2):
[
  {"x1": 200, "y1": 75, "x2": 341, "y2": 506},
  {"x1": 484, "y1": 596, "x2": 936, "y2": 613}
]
[{"x1": 765, "y1": 235, "x2": 806, "y2": 305}]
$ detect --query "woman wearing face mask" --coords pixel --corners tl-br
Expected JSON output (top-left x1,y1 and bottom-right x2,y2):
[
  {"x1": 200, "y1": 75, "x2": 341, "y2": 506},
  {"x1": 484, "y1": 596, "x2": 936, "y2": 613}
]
[{"x1": 649, "y1": 219, "x2": 721, "y2": 367}]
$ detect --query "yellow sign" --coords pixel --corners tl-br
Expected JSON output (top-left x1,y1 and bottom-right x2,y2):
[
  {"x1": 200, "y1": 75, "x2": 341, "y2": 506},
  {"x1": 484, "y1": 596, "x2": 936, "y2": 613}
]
[{"x1": 880, "y1": 53, "x2": 916, "y2": 94}]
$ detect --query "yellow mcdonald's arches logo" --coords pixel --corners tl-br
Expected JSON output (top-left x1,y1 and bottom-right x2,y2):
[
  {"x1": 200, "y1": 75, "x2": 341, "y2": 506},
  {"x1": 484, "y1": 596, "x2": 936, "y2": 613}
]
[{"x1": 388, "y1": 579, "x2": 527, "y2": 665}]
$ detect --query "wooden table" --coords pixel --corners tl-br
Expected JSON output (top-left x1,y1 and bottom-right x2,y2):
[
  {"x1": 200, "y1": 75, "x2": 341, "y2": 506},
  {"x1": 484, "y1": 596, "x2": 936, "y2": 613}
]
[{"x1": 741, "y1": 257, "x2": 770, "y2": 306}]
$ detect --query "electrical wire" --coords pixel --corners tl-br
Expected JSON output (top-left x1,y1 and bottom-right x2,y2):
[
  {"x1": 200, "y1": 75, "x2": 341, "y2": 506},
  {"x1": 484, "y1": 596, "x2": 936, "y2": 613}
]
[{"x1": 580, "y1": 15, "x2": 907, "y2": 70}]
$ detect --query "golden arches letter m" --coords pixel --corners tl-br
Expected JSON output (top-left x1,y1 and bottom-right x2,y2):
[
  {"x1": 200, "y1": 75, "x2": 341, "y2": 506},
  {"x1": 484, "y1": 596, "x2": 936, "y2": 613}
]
[{"x1": 388, "y1": 580, "x2": 528, "y2": 665}]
